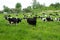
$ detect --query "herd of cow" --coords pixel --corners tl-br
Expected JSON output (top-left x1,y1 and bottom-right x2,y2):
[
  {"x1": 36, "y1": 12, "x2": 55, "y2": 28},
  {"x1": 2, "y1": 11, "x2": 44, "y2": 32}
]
[
  {"x1": 4, "y1": 13, "x2": 60, "y2": 26},
  {"x1": 4, "y1": 14, "x2": 37, "y2": 26}
]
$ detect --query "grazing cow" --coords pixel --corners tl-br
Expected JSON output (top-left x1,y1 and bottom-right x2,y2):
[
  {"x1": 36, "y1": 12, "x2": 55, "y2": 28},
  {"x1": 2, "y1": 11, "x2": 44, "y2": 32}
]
[
  {"x1": 4, "y1": 15, "x2": 22, "y2": 24},
  {"x1": 27, "y1": 16, "x2": 37, "y2": 26},
  {"x1": 7, "y1": 17, "x2": 22, "y2": 24},
  {"x1": 41, "y1": 16, "x2": 53, "y2": 21},
  {"x1": 46, "y1": 16, "x2": 53, "y2": 21}
]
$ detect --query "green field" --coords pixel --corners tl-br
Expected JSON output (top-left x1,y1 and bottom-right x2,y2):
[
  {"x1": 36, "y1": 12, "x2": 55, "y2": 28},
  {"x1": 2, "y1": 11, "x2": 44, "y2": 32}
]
[{"x1": 0, "y1": 13, "x2": 60, "y2": 40}]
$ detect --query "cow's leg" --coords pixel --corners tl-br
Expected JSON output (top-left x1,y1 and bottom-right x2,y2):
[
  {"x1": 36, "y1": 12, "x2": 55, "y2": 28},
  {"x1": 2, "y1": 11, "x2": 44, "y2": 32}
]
[{"x1": 13, "y1": 22, "x2": 17, "y2": 25}]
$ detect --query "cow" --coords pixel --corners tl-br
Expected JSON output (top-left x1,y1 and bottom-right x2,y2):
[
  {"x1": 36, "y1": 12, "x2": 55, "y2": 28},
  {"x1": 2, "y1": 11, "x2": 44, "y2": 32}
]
[
  {"x1": 46, "y1": 16, "x2": 53, "y2": 21},
  {"x1": 41, "y1": 16, "x2": 53, "y2": 21},
  {"x1": 7, "y1": 17, "x2": 22, "y2": 24},
  {"x1": 27, "y1": 16, "x2": 37, "y2": 26},
  {"x1": 4, "y1": 15, "x2": 22, "y2": 24}
]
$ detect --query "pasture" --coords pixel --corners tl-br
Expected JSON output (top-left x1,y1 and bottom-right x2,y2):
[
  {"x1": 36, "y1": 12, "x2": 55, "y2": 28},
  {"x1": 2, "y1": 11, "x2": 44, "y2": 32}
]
[{"x1": 0, "y1": 12, "x2": 60, "y2": 40}]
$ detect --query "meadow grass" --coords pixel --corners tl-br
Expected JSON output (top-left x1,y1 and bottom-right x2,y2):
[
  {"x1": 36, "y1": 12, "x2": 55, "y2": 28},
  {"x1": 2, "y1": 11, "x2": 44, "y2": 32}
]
[{"x1": 0, "y1": 13, "x2": 60, "y2": 40}]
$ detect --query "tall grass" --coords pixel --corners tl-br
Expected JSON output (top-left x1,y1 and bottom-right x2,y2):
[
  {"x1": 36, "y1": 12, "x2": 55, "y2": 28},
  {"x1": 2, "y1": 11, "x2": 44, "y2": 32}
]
[{"x1": 0, "y1": 14, "x2": 60, "y2": 40}]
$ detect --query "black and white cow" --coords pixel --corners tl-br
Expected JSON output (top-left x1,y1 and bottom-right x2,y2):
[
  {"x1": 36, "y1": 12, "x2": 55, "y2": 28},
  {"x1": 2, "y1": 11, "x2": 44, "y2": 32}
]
[
  {"x1": 41, "y1": 16, "x2": 53, "y2": 21},
  {"x1": 4, "y1": 15, "x2": 22, "y2": 24}
]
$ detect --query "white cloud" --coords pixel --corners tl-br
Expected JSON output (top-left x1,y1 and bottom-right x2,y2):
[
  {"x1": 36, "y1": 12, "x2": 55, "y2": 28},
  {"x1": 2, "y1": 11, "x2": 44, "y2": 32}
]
[{"x1": 0, "y1": 0, "x2": 60, "y2": 10}]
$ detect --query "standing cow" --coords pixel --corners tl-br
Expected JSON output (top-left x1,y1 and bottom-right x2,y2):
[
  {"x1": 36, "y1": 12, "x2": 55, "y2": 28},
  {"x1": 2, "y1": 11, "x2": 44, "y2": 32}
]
[
  {"x1": 27, "y1": 16, "x2": 37, "y2": 26},
  {"x1": 4, "y1": 15, "x2": 22, "y2": 24}
]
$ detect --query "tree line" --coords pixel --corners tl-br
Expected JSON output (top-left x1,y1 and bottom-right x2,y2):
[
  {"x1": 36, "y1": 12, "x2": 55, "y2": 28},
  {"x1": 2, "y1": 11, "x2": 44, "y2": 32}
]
[{"x1": 0, "y1": 0, "x2": 60, "y2": 14}]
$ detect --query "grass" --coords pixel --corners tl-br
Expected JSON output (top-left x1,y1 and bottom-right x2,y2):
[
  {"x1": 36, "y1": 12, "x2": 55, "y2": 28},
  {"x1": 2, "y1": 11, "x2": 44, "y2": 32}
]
[{"x1": 0, "y1": 13, "x2": 60, "y2": 40}]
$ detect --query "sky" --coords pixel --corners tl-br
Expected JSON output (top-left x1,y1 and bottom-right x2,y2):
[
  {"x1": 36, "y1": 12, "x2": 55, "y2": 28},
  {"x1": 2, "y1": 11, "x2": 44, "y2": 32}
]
[{"x1": 0, "y1": 0, "x2": 60, "y2": 10}]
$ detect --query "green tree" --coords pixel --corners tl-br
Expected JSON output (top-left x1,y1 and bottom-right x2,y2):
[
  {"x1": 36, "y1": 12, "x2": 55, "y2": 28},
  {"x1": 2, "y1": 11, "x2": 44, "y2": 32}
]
[
  {"x1": 50, "y1": 3, "x2": 60, "y2": 10},
  {"x1": 3, "y1": 5, "x2": 10, "y2": 13},
  {"x1": 15, "y1": 3, "x2": 21, "y2": 13},
  {"x1": 32, "y1": 0, "x2": 37, "y2": 9},
  {"x1": 32, "y1": 0, "x2": 46, "y2": 12},
  {"x1": 23, "y1": 6, "x2": 32, "y2": 13}
]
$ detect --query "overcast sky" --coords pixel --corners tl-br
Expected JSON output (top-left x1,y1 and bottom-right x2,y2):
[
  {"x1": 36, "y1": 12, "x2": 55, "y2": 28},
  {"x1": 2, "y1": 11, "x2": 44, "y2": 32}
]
[{"x1": 0, "y1": 0, "x2": 60, "y2": 10}]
